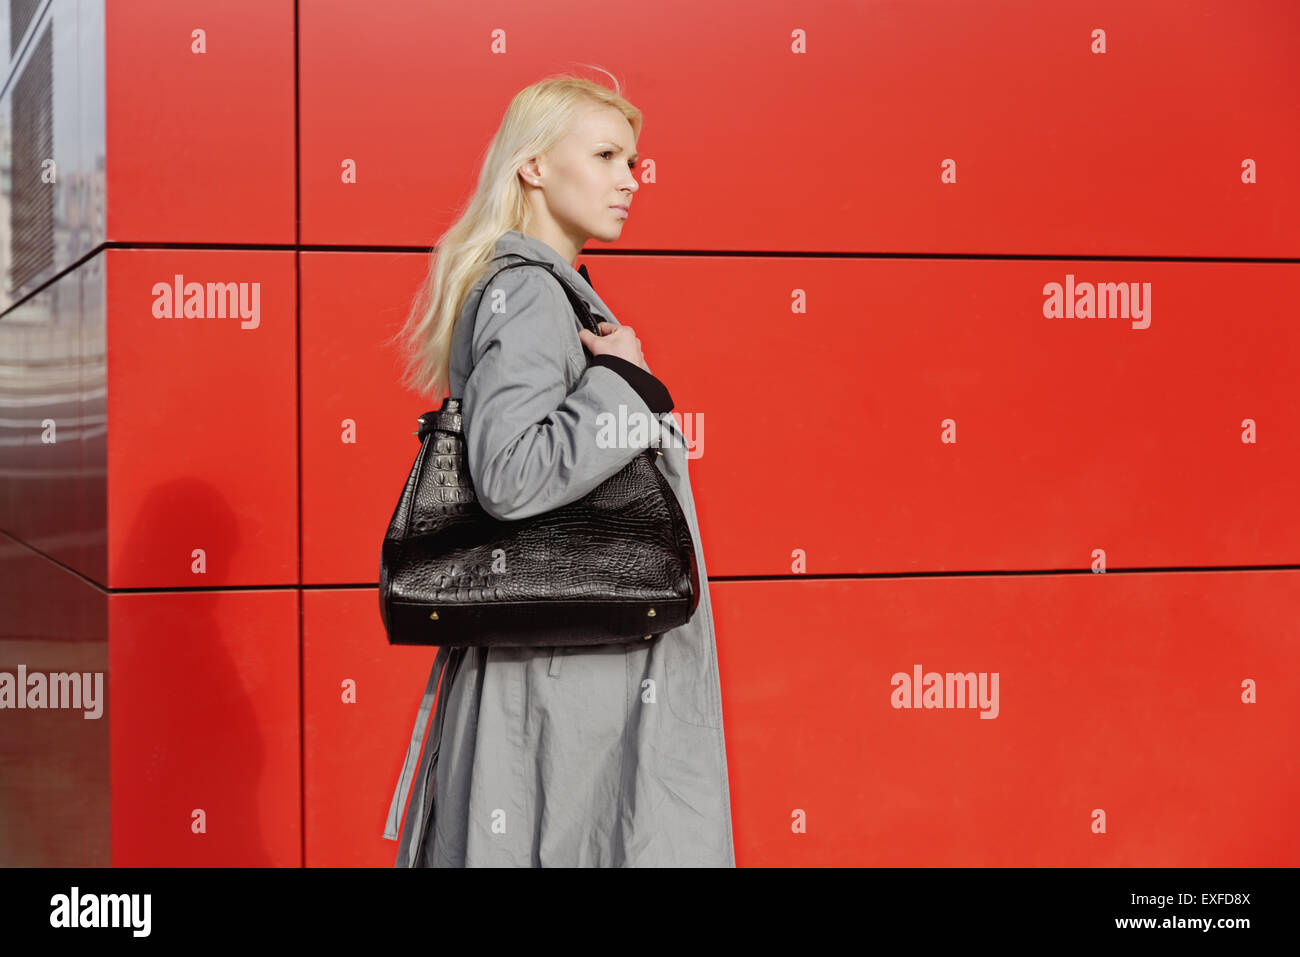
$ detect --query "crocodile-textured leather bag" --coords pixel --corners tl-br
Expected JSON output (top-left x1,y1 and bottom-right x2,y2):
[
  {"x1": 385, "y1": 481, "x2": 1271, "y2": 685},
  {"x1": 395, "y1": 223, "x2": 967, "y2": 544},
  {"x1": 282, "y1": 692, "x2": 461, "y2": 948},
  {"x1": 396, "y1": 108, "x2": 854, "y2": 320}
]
[{"x1": 378, "y1": 255, "x2": 700, "y2": 648}]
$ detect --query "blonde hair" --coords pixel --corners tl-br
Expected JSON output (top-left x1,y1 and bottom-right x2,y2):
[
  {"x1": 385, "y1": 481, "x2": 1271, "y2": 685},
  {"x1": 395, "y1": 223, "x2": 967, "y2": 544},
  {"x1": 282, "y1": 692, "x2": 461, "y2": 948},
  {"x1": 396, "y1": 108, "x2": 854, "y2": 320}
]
[{"x1": 386, "y1": 69, "x2": 643, "y2": 401}]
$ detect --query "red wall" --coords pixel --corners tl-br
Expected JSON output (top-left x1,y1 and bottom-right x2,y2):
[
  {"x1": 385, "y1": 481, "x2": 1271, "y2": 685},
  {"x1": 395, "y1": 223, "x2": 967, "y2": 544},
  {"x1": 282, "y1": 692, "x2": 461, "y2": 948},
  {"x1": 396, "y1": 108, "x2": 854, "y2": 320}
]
[{"x1": 0, "y1": 0, "x2": 1296, "y2": 866}]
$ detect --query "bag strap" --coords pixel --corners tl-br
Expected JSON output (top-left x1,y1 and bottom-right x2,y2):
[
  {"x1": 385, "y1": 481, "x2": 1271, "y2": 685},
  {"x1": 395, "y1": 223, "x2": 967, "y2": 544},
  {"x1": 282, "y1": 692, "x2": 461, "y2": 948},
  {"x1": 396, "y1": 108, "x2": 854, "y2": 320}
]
[
  {"x1": 478, "y1": 254, "x2": 602, "y2": 336},
  {"x1": 416, "y1": 254, "x2": 602, "y2": 441}
]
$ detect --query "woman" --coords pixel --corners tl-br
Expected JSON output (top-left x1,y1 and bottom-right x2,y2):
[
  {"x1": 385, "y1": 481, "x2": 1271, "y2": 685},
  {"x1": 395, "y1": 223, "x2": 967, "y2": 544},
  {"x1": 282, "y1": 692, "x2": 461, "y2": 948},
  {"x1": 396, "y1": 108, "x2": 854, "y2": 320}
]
[{"x1": 381, "y1": 73, "x2": 734, "y2": 867}]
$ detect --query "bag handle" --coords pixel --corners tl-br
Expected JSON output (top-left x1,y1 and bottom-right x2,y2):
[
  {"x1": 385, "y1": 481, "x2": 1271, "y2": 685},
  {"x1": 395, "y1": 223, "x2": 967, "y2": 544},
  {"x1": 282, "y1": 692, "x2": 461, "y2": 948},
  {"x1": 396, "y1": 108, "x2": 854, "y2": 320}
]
[
  {"x1": 479, "y1": 254, "x2": 603, "y2": 336},
  {"x1": 415, "y1": 254, "x2": 602, "y2": 440}
]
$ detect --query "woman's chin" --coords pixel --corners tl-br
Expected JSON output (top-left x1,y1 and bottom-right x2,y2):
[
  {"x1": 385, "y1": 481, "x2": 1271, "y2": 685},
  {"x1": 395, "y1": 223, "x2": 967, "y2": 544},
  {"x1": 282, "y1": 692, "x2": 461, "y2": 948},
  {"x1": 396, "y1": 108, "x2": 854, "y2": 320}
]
[{"x1": 594, "y1": 221, "x2": 626, "y2": 243}]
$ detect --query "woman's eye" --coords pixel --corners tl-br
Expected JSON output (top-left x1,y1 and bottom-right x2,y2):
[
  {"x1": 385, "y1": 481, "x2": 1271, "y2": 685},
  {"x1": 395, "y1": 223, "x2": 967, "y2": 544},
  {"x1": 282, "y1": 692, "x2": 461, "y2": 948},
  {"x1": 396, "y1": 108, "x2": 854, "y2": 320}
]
[{"x1": 598, "y1": 150, "x2": 635, "y2": 170}]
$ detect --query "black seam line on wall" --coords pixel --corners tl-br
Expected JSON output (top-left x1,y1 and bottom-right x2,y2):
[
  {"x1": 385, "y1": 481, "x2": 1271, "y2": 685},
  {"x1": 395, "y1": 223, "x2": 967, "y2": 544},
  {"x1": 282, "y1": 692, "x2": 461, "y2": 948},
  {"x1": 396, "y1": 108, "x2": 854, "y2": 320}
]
[
  {"x1": 294, "y1": 0, "x2": 305, "y2": 871},
  {"x1": 13, "y1": 556, "x2": 1298, "y2": 598},
  {"x1": 1, "y1": 241, "x2": 1296, "y2": 324},
  {"x1": 36, "y1": 240, "x2": 1300, "y2": 262}
]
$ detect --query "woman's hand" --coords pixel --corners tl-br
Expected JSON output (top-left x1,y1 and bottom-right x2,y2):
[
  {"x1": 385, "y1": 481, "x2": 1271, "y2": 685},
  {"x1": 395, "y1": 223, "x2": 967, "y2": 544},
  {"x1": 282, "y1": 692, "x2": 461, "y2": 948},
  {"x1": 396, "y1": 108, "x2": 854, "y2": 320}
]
[{"x1": 578, "y1": 321, "x2": 651, "y2": 373}]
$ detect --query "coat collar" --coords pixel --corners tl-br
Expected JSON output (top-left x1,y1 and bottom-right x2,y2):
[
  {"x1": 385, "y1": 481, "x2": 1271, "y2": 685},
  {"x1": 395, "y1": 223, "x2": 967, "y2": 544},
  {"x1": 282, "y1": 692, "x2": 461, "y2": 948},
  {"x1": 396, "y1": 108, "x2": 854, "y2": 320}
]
[{"x1": 492, "y1": 229, "x2": 613, "y2": 319}]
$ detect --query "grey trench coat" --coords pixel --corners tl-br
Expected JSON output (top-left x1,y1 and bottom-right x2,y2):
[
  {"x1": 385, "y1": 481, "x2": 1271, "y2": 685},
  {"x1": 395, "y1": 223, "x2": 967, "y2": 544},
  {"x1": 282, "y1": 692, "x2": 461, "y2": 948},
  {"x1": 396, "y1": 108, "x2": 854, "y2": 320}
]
[{"x1": 382, "y1": 229, "x2": 735, "y2": 866}]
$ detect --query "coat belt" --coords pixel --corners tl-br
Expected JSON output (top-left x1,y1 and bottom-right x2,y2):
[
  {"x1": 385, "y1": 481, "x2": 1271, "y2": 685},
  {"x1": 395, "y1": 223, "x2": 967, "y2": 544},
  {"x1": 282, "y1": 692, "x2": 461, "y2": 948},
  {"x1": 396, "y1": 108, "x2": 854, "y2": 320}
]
[{"x1": 383, "y1": 645, "x2": 464, "y2": 865}]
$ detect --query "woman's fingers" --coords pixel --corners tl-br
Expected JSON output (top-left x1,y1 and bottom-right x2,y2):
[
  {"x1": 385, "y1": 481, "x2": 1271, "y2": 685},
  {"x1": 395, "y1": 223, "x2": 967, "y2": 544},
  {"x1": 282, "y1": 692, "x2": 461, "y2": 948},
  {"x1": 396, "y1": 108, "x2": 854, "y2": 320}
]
[{"x1": 579, "y1": 322, "x2": 645, "y2": 369}]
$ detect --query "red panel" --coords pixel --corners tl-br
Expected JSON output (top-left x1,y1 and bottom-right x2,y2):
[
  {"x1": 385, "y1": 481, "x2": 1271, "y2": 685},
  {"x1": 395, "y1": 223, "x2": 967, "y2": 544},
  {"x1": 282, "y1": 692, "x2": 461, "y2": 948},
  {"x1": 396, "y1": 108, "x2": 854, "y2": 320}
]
[
  {"x1": 108, "y1": 589, "x2": 300, "y2": 866},
  {"x1": 299, "y1": 0, "x2": 1300, "y2": 256},
  {"x1": 80, "y1": 254, "x2": 110, "y2": 587},
  {"x1": 105, "y1": 250, "x2": 299, "y2": 588},
  {"x1": 299, "y1": 252, "x2": 431, "y2": 586},
  {"x1": 308, "y1": 252, "x2": 1299, "y2": 581},
  {"x1": 302, "y1": 588, "x2": 437, "y2": 866},
  {"x1": 104, "y1": 0, "x2": 295, "y2": 242},
  {"x1": 716, "y1": 573, "x2": 1300, "y2": 866},
  {"x1": 598, "y1": 256, "x2": 1300, "y2": 575}
]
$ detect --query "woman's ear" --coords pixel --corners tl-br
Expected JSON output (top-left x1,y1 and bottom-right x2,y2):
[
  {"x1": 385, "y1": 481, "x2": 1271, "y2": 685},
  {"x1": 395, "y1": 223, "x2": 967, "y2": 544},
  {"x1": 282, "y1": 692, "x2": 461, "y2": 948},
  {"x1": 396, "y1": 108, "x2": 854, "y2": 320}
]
[{"x1": 518, "y1": 158, "x2": 542, "y2": 187}]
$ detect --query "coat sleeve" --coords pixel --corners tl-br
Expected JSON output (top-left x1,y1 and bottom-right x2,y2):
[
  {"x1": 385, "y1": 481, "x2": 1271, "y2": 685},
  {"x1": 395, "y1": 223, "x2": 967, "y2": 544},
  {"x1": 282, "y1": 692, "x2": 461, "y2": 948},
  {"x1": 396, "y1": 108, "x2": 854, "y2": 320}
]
[{"x1": 461, "y1": 265, "x2": 661, "y2": 522}]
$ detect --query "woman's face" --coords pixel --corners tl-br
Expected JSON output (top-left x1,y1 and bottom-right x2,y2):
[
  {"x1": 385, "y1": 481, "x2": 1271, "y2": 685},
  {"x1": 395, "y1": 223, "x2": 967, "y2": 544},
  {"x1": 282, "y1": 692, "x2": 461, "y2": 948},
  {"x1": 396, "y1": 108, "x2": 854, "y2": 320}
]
[{"x1": 520, "y1": 103, "x2": 640, "y2": 257}]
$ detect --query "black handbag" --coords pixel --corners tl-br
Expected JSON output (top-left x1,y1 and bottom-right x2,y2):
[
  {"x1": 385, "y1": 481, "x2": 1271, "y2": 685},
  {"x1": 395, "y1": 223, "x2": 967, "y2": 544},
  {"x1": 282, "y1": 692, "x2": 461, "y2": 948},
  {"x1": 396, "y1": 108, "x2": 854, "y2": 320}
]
[{"x1": 378, "y1": 255, "x2": 700, "y2": 648}]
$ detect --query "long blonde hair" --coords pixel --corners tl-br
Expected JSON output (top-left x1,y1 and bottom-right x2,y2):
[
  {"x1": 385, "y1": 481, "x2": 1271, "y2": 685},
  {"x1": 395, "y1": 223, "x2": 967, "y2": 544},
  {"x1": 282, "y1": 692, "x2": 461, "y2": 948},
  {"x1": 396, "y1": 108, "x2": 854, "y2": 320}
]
[{"x1": 386, "y1": 70, "x2": 643, "y2": 401}]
